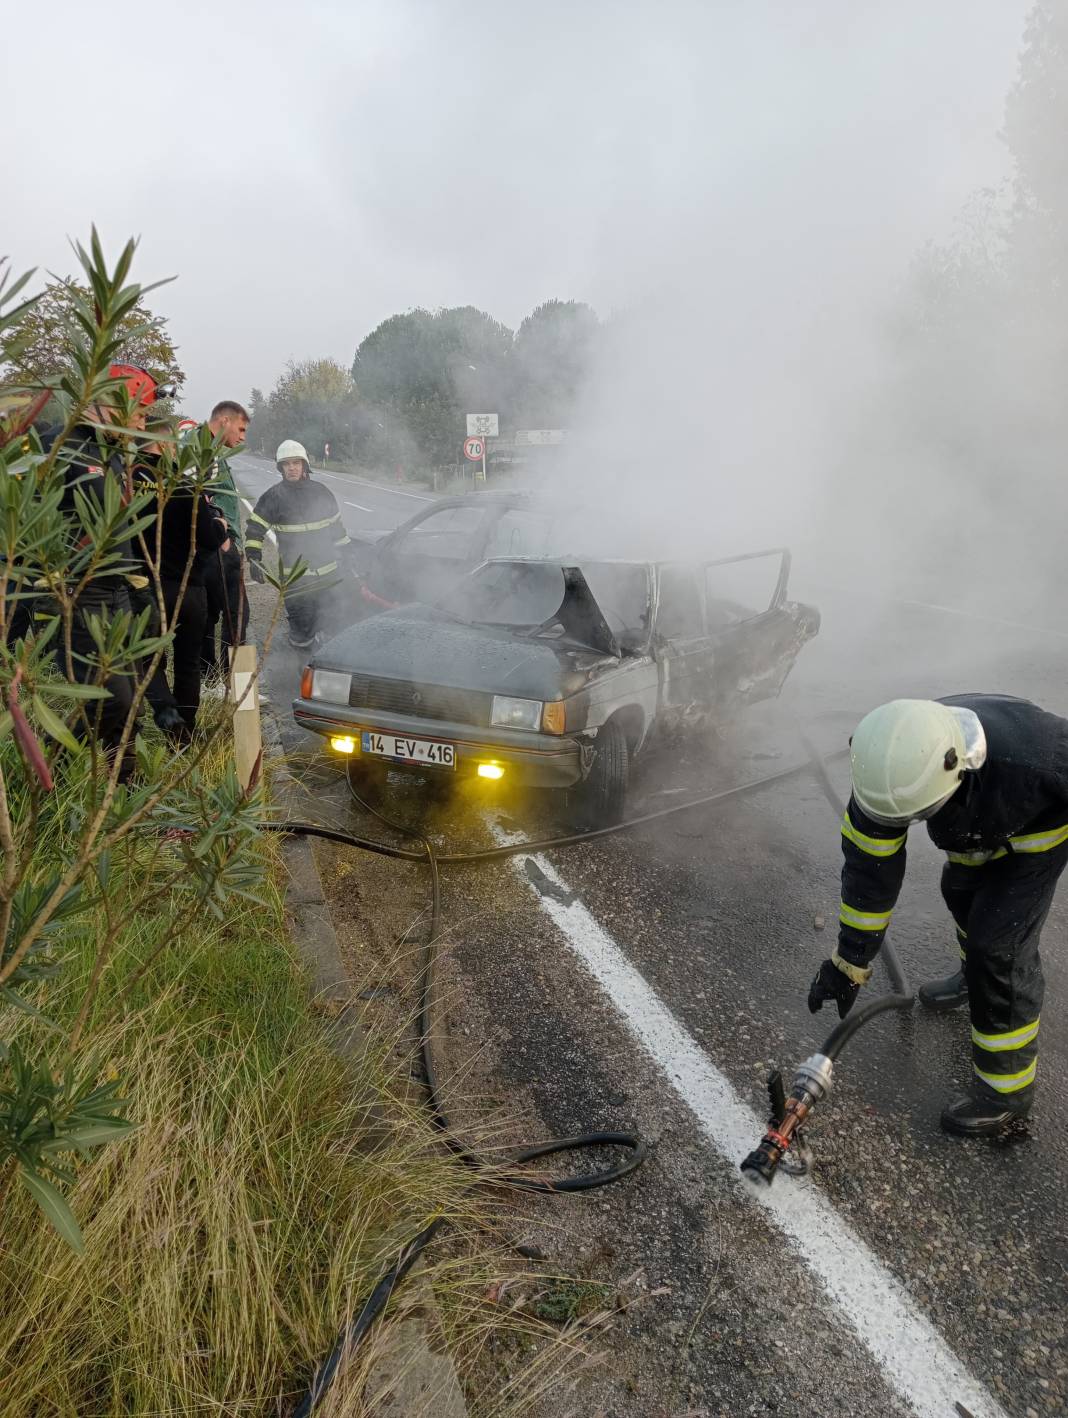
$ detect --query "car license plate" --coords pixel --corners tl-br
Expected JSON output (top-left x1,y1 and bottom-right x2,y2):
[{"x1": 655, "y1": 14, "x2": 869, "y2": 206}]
[{"x1": 361, "y1": 731, "x2": 455, "y2": 769}]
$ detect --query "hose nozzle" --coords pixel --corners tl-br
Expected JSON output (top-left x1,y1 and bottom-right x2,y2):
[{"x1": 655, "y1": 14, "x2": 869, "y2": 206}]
[{"x1": 740, "y1": 1053, "x2": 833, "y2": 1187}]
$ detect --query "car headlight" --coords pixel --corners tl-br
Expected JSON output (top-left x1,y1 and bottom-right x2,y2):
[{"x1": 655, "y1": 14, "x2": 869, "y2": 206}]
[
  {"x1": 490, "y1": 695, "x2": 543, "y2": 731},
  {"x1": 310, "y1": 668, "x2": 352, "y2": 703}
]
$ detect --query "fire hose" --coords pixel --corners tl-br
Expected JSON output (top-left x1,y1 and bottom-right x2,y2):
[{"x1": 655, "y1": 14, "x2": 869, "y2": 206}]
[{"x1": 264, "y1": 739, "x2": 906, "y2": 1412}]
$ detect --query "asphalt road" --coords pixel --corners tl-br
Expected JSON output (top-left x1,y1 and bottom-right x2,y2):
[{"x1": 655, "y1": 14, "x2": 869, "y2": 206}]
[{"x1": 235, "y1": 468, "x2": 1068, "y2": 1416}]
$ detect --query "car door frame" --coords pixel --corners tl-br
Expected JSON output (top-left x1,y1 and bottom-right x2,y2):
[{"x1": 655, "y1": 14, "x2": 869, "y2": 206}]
[
  {"x1": 651, "y1": 561, "x2": 716, "y2": 732},
  {"x1": 368, "y1": 499, "x2": 506, "y2": 604},
  {"x1": 702, "y1": 547, "x2": 801, "y2": 714}
]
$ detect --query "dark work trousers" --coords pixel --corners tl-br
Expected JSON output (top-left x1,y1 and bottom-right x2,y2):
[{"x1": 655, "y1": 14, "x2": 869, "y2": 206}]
[
  {"x1": 284, "y1": 582, "x2": 336, "y2": 646},
  {"x1": 41, "y1": 585, "x2": 138, "y2": 771},
  {"x1": 129, "y1": 581, "x2": 209, "y2": 731},
  {"x1": 201, "y1": 545, "x2": 249, "y2": 676},
  {"x1": 940, "y1": 840, "x2": 1068, "y2": 1109}
]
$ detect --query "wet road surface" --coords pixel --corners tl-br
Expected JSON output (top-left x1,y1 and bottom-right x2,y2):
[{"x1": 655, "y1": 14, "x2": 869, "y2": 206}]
[{"x1": 243, "y1": 512, "x2": 1068, "y2": 1416}]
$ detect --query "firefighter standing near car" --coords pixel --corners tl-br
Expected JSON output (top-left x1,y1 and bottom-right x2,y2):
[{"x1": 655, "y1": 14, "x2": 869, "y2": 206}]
[
  {"x1": 244, "y1": 440, "x2": 353, "y2": 647},
  {"x1": 808, "y1": 694, "x2": 1068, "y2": 1136}
]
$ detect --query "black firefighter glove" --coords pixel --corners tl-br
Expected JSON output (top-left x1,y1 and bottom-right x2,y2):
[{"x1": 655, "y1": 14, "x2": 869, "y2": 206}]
[
  {"x1": 248, "y1": 559, "x2": 266, "y2": 584},
  {"x1": 807, "y1": 957, "x2": 863, "y2": 1019}
]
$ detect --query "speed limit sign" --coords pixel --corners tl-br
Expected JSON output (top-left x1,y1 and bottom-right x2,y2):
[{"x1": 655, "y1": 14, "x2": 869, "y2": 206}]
[{"x1": 463, "y1": 436, "x2": 484, "y2": 461}]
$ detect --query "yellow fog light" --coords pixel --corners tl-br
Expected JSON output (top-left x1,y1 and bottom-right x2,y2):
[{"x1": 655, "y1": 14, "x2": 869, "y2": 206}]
[
  {"x1": 330, "y1": 735, "x2": 356, "y2": 755},
  {"x1": 477, "y1": 762, "x2": 505, "y2": 780}
]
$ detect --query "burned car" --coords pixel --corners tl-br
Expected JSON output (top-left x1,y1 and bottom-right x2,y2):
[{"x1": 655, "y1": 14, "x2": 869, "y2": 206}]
[{"x1": 293, "y1": 549, "x2": 820, "y2": 827}]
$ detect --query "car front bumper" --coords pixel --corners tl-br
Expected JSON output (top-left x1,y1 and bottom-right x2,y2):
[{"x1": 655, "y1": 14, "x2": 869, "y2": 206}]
[{"x1": 292, "y1": 698, "x2": 586, "y2": 788}]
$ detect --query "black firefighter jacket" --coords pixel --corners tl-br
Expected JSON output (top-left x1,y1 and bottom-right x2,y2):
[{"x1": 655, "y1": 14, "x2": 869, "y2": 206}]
[
  {"x1": 244, "y1": 476, "x2": 351, "y2": 589},
  {"x1": 837, "y1": 694, "x2": 1068, "y2": 972}
]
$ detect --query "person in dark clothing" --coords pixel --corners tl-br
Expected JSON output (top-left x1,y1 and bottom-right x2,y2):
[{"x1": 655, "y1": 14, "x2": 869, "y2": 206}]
[
  {"x1": 192, "y1": 401, "x2": 251, "y2": 678},
  {"x1": 808, "y1": 694, "x2": 1068, "y2": 1137},
  {"x1": 131, "y1": 456, "x2": 230, "y2": 738},
  {"x1": 244, "y1": 439, "x2": 352, "y2": 648},
  {"x1": 37, "y1": 363, "x2": 159, "y2": 772}
]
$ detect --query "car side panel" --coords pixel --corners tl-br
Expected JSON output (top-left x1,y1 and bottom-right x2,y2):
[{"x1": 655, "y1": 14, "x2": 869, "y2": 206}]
[{"x1": 576, "y1": 657, "x2": 659, "y2": 752}]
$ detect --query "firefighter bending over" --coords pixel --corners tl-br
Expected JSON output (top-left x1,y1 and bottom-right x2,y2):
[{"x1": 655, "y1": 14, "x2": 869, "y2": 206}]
[
  {"x1": 244, "y1": 440, "x2": 353, "y2": 648},
  {"x1": 808, "y1": 695, "x2": 1068, "y2": 1137}
]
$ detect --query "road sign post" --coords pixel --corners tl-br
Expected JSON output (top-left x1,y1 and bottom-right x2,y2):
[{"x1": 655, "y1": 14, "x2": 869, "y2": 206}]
[{"x1": 466, "y1": 414, "x2": 496, "y2": 484}]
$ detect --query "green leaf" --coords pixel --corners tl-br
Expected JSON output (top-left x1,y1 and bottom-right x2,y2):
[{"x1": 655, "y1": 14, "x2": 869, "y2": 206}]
[
  {"x1": 18, "y1": 1167, "x2": 85, "y2": 1253},
  {"x1": 39, "y1": 1120, "x2": 135, "y2": 1156},
  {"x1": 38, "y1": 681, "x2": 108, "y2": 704},
  {"x1": 31, "y1": 695, "x2": 82, "y2": 753}
]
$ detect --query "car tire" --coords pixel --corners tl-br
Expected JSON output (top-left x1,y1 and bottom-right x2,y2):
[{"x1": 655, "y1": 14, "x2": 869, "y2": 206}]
[{"x1": 569, "y1": 718, "x2": 629, "y2": 831}]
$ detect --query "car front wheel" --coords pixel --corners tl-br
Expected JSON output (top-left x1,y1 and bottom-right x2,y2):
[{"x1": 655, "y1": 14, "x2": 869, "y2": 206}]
[{"x1": 568, "y1": 718, "x2": 629, "y2": 832}]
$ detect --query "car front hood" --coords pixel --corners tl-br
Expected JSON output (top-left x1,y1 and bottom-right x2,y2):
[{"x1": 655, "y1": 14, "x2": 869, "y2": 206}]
[{"x1": 317, "y1": 606, "x2": 612, "y2": 699}]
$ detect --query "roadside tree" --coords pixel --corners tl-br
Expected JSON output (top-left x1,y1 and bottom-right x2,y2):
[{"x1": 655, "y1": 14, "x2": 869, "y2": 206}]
[{"x1": 2, "y1": 277, "x2": 184, "y2": 415}]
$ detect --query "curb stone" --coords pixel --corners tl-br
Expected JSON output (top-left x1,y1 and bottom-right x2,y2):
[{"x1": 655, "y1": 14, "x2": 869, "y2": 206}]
[{"x1": 262, "y1": 709, "x2": 468, "y2": 1417}]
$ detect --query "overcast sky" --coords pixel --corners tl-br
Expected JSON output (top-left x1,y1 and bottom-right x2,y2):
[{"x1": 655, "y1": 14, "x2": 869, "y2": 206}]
[{"x1": 5, "y1": 0, "x2": 1030, "y2": 416}]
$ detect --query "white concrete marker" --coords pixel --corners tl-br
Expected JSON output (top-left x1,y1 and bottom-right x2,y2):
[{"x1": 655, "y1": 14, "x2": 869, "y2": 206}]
[{"x1": 492, "y1": 825, "x2": 1009, "y2": 1418}]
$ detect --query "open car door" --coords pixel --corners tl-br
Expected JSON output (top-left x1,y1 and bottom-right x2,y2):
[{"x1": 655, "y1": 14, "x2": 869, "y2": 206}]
[
  {"x1": 653, "y1": 563, "x2": 716, "y2": 732},
  {"x1": 702, "y1": 548, "x2": 820, "y2": 716}
]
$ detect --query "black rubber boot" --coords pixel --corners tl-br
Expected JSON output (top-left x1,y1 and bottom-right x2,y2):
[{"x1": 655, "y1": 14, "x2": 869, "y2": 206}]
[
  {"x1": 940, "y1": 1091, "x2": 1031, "y2": 1138},
  {"x1": 918, "y1": 968, "x2": 968, "y2": 1012}
]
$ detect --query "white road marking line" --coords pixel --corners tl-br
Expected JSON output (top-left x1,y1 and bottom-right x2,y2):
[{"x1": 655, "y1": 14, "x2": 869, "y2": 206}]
[
  {"x1": 490, "y1": 823, "x2": 1009, "y2": 1418},
  {"x1": 344, "y1": 499, "x2": 373, "y2": 511}
]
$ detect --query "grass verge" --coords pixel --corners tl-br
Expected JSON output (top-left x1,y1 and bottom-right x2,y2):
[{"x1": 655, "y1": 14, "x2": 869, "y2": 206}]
[{"x1": 0, "y1": 703, "x2": 481, "y2": 1416}]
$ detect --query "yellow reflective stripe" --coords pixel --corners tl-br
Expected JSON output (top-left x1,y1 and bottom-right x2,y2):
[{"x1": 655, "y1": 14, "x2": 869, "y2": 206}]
[
  {"x1": 946, "y1": 823, "x2": 1068, "y2": 866},
  {"x1": 1009, "y1": 823, "x2": 1068, "y2": 854},
  {"x1": 245, "y1": 537, "x2": 264, "y2": 550},
  {"x1": 841, "y1": 815, "x2": 906, "y2": 858},
  {"x1": 273, "y1": 516, "x2": 338, "y2": 533},
  {"x1": 336, "y1": 534, "x2": 352, "y2": 546},
  {"x1": 974, "y1": 1059, "x2": 1036, "y2": 1093},
  {"x1": 839, "y1": 902, "x2": 893, "y2": 932},
  {"x1": 247, "y1": 512, "x2": 270, "y2": 528},
  {"x1": 972, "y1": 1018, "x2": 1039, "y2": 1052},
  {"x1": 308, "y1": 561, "x2": 338, "y2": 577}
]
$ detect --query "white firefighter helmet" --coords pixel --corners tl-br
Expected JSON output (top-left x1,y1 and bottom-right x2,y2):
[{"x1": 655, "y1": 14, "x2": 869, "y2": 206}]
[
  {"x1": 276, "y1": 439, "x2": 310, "y2": 474},
  {"x1": 849, "y1": 699, "x2": 982, "y2": 824}
]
